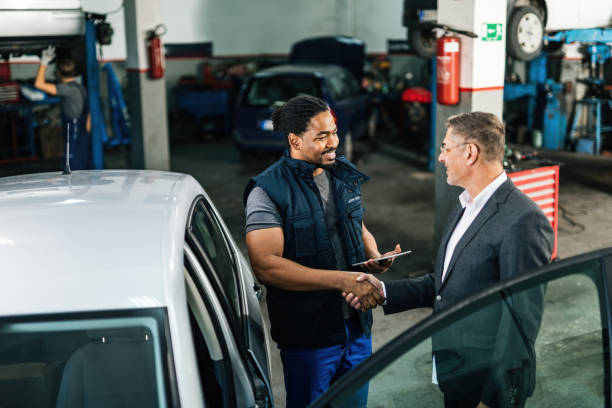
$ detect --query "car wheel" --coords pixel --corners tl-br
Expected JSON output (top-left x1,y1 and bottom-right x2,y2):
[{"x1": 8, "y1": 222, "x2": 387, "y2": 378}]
[
  {"x1": 507, "y1": 6, "x2": 544, "y2": 61},
  {"x1": 343, "y1": 131, "x2": 354, "y2": 161},
  {"x1": 408, "y1": 26, "x2": 437, "y2": 59}
]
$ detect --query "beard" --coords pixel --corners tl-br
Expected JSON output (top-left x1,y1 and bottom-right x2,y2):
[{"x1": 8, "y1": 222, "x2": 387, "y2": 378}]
[
  {"x1": 305, "y1": 149, "x2": 337, "y2": 170},
  {"x1": 319, "y1": 161, "x2": 337, "y2": 170},
  {"x1": 304, "y1": 158, "x2": 337, "y2": 170}
]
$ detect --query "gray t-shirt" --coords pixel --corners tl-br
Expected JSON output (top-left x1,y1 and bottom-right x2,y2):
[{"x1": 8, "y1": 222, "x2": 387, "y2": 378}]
[
  {"x1": 56, "y1": 81, "x2": 86, "y2": 120},
  {"x1": 245, "y1": 186, "x2": 283, "y2": 233},
  {"x1": 246, "y1": 169, "x2": 353, "y2": 319},
  {"x1": 312, "y1": 170, "x2": 349, "y2": 272}
]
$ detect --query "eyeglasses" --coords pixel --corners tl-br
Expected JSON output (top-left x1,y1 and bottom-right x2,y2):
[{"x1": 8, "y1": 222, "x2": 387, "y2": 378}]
[{"x1": 439, "y1": 142, "x2": 470, "y2": 154}]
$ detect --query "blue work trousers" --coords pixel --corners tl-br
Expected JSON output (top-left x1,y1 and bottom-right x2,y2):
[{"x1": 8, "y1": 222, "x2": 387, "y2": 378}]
[
  {"x1": 63, "y1": 117, "x2": 90, "y2": 170},
  {"x1": 279, "y1": 318, "x2": 372, "y2": 408}
]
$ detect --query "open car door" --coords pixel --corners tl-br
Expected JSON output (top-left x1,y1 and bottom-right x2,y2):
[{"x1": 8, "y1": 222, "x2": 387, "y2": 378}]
[{"x1": 310, "y1": 247, "x2": 612, "y2": 407}]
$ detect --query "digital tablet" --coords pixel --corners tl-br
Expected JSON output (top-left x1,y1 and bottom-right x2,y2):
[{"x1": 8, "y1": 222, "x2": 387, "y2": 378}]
[{"x1": 351, "y1": 250, "x2": 412, "y2": 267}]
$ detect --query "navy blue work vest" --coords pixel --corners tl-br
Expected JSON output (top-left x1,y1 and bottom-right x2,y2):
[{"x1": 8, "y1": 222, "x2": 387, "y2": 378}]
[{"x1": 244, "y1": 150, "x2": 373, "y2": 348}]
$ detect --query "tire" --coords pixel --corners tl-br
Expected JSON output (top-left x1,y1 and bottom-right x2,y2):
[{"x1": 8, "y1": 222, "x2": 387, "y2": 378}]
[
  {"x1": 343, "y1": 131, "x2": 354, "y2": 161},
  {"x1": 507, "y1": 6, "x2": 544, "y2": 61},
  {"x1": 408, "y1": 26, "x2": 437, "y2": 59}
]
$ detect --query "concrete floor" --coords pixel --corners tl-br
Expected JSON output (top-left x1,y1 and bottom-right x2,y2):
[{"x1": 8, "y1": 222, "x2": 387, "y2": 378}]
[
  {"x1": 168, "y1": 141, "x2": 612, "y2": 407},
  {"x1": 167, "y1": 140, "x2": 612, "y2": 407},
  {"x1": 2, "y1": 138, "x2": 612, "y2": 407}
]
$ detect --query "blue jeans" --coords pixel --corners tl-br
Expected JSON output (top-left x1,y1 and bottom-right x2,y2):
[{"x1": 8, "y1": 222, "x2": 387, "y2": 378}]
[{"x1": 279, "y1": 318, "x2": 372, "y2": 408}]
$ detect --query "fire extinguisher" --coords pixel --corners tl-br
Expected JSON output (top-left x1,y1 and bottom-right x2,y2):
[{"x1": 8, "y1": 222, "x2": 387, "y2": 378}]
[
  {"x1": 436, "y1": 34, "x2": 460, "y2": 105},
  {"x1": 147, "y1": 24, "x2": 166, "y2": 80}
]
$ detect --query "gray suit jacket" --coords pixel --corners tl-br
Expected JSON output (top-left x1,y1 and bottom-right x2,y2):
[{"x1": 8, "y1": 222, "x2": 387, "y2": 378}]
[{"x1": 383, "y1": 178, "x2": 554, "y2": 406}]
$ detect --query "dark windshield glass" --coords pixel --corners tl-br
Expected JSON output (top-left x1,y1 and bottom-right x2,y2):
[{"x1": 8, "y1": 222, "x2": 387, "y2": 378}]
[
  {"x1": 244, "y1": 75, "x2": 321, "y2": 107},
  {"x1": 0, "y1": 309, "x2": 170, "y2": 408}
]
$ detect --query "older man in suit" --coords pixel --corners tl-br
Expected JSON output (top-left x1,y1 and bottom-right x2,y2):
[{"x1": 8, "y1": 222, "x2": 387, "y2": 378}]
[{"x1": 346, "y1": 111, "x2": 554, "y2": 408}]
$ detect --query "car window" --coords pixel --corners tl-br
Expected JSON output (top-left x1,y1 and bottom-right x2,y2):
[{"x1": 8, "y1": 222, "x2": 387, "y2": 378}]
[
  {"x1": 0, "y1": 309, "x2": 173, "y2": 408},
  {"x1": 188, "y1": 199, "x2": 241, "y2": 320},
  {"x1": 326, "y1": 73, "x2": 348, "y2": 101},
  {"x1": 184, "y1": 266, "x2": 235, "y2": 407},
  {"x1": 327, "y1": 70, "x2": 360, "y2": 101},
  {"x1": 311, "y1": 252, "x2": 611, "y2": 407},
  {"x1": 184, "y1": 245, "x2": 261, "y2": 408},
  {"x1": 244, "y1": 75, "x2": 321, "y2": 107},
  {"x1": 342, "y1": 70, "x2": 361, "y2": 97}
]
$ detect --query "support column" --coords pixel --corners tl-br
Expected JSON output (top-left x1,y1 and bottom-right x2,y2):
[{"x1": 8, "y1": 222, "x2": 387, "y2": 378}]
[
  {"x1": 434, "y1": 0, "x2": 506, "y2": 242},
  {"x1": 124, "y1": 0, "x2": 169, "y2": 170}
]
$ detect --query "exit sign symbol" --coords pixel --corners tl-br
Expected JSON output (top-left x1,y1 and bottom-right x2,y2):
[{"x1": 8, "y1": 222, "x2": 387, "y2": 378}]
[{"x1": 482, "y1": 23, "x2": 502, "y2": 41}]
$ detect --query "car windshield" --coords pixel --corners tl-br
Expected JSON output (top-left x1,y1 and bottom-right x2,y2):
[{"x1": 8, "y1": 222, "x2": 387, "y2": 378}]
[
  {"x1": 0, "y1": 309, "x2": 171, "y2": 408},
  {"x1": 244, "y1": 74, "x2": 321, "y2": 107}
]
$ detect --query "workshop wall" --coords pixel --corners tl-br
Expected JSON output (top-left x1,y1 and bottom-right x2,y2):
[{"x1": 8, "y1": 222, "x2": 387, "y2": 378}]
[
  {"x1": 6, "y1": 0, "x2": 407, "y2": 141},
  {"x1": 83, "y1": 0, "x2": 405, "y2": 59}
]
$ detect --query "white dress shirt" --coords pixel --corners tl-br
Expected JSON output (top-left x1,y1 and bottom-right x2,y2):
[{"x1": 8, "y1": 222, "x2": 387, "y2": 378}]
[{"x1": 441, "y1": 171, "x2": 508, "y2": 281}]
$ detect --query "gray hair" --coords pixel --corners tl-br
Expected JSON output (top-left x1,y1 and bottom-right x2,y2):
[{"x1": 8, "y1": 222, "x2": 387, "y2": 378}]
[{"x1": 445, "y1": 111, "x2": 505, "y2": 163}]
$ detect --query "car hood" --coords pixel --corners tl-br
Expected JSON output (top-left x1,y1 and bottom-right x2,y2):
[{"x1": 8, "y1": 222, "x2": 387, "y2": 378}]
[{"x1": 289, "y1": 36, "x2": 365, "y2": 81}]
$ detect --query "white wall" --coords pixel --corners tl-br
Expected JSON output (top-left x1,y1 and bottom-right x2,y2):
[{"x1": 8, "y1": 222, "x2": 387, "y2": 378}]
[{"x1": 82, "y1": 0, "x2": 405, "y2": 60}]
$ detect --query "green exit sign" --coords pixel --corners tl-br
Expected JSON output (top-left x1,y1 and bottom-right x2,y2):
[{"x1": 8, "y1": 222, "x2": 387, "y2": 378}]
[{"x1": 482, "y1": 23, "x2": 503, "y2": 41}]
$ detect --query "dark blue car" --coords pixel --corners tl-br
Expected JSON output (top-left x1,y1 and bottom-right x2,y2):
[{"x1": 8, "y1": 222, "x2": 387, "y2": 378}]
[{"x1": 232, "y1": 37, "x2": 376, "y2": 161}]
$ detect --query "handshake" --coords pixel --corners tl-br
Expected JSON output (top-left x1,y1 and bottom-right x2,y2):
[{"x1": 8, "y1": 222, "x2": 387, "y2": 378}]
[
  {"x1": 341, "y1": 244, "x2": 401, "y2": 311},
  {"x1": 341, "y1": 273, "x2": 383, "y2": 312}
]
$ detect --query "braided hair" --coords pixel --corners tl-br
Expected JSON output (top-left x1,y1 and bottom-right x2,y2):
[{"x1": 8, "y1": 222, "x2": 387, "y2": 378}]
[{"x1": 271, "y1": 95, "x2": 329, "y2": 146}]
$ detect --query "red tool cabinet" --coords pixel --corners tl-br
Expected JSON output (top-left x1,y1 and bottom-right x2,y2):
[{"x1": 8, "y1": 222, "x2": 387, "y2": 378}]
[{"x1": 508, "y1": 165, "x2": 560, "y2": 260}]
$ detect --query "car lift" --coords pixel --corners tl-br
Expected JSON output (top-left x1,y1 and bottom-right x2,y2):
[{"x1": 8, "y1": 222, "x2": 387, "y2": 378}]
[
  {"x1": 85, "y1": 14, "x2": 130, "y2": 169},
  {"x1": 504, "y1": 28, "x2": 612, "y2": 154},
  {"x1": 504, "y1": 52, "x2": 566, "y2": 150},
  {"x1": 548, "y1": 29, "x2": 612, "y2": 155},
  {"x1": 101, "y1": 63, "x2": 130, "y2": 148}
]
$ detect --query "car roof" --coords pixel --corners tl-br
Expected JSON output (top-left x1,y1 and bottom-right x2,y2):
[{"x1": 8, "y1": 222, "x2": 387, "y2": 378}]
[
  {"x1": 254, "y1": 63, "x2": 347, "y2": 77},
  {"x1": 0, "y1": 170, "x2": 204, "y2": 317}
]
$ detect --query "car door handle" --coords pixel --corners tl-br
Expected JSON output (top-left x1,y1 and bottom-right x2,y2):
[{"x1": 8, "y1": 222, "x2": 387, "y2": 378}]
[{"x1": 253, "y1": 284, "x2": 263, "y2": 300}]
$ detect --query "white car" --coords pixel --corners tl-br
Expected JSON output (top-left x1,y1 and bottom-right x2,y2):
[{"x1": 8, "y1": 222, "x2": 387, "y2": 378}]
[
  {"x1": 0, "y1": 0, "x2": 84, "y2": 58},
  {"x1": 403, "y1": 0, "x2": 612, "y2": 60},
  {"x1": 0, "y1": 170, "x2": 273, "y2": 407},
  {"x1": 507, "y1": 0, "x2": 612, "y2": 61}
]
